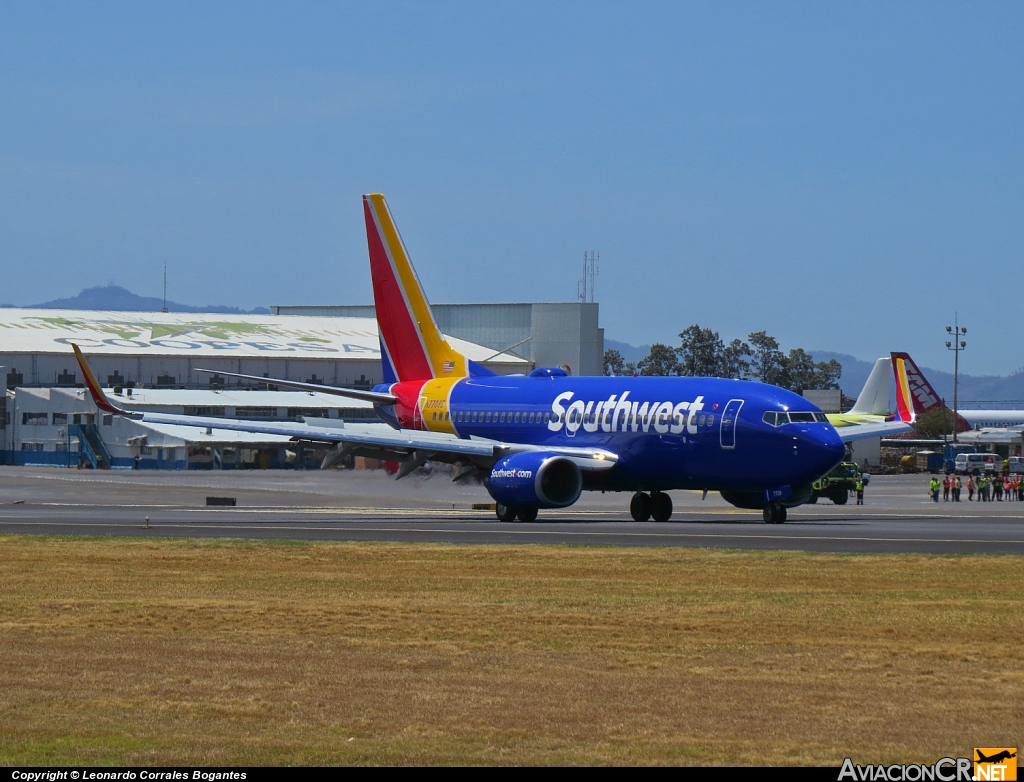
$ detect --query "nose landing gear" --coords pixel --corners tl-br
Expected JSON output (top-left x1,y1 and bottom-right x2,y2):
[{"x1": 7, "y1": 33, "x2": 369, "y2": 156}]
[
  {"x1": 630, "y1": 491, "x2": 673, "y2": 522},
  {"x1": 763, "y1": 503, "x2": 787, "y2": 524}
]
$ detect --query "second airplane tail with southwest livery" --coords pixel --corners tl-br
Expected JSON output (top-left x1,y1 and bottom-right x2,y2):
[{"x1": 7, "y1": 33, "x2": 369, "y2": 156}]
[{"x1": 363, "y1": 193, "x2": 492, "y2": 384}]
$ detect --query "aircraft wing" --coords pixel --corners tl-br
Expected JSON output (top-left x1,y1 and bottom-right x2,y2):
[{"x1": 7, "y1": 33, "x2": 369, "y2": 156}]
[
  {"x1": 192, "y1": 368, "x2": 397, "y2": 404},
  {"x1": 117, "y1": 409, "x2": 619, "y2": 474},
  {"x1": 833, "y1": 420, "x2": 913, "y2": 441},
  {"x1": 72, "y1": 342, "x2": 616, "y2": 475}
]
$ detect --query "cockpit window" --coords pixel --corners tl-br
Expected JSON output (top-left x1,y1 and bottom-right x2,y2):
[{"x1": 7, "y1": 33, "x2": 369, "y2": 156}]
[{"x1": 764, "y1": 410, "x2": 828, "y2": 426}]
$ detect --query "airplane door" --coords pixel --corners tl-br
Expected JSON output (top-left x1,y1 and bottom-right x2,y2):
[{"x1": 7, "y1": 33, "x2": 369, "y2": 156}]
[{"x1": 720, "y1": 399, "x2": 743, "y2": 449}]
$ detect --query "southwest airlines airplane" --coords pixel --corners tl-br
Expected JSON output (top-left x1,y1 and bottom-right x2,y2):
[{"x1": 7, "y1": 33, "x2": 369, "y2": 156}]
[{"x1": 73, "y1": 194, "x2": 911, "y2": 524}]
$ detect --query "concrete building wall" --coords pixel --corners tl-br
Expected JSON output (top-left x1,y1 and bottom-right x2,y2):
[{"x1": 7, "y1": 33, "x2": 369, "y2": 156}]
[
  {"x1": 531, "y1": 303, "x2": 603, "y2": 375},
  {"x1": 802, "y1": 389, "x2": 842, "y2": 413},
  {"x1": 848, "y1": 436, "x2": 881, "y2": 468},
  {"x1": 273, "y1": 302, "x2": 605, "y2": 375},
  {"x1": 435, "y1": 304, "x2": 534, "y2": 362},
  {"x1": 1, "y1": 369, "x2": 9, "y2": 461}
]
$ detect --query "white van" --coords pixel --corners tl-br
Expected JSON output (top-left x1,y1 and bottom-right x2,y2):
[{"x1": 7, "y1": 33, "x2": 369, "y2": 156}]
[
  {"x1": 954, "y1": 453, "x2": 1000, "y2": 475},
  {"x1": 1008, "y1": 456, "x2": 1024, "y2": 475}
]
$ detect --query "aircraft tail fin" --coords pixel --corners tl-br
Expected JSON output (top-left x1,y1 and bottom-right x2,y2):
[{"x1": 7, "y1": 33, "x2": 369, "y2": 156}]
[
  {"x1": 891, "y1": 351, "x2": 951, "y2": 425},
  {"x1": 849, "y1": 357, "x2": 892, "y2": 416},
  {"x1": 362, "y1": 193, "x2": 493, "y2": 383},
  {"x1": 891, "y1": 352, "x2": 972, "y2": 431}
]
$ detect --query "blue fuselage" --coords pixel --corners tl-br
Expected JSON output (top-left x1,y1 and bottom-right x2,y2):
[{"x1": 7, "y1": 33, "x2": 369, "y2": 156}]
[{"x1": 398, "y1": 374, "x2": 846, "y2": 494}]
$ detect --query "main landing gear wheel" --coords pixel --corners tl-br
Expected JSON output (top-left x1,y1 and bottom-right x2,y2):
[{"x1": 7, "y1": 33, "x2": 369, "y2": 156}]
[
  {"x1": 495, "y1": 503, "x2": 517, "y2": 522},
  {"x1": 650, "y1": 491, "x2": 673, "y2": 522},
  {"x1": 630, "y1": 492, "x2": 653, "y2": 522},
  {"x1": 762, "y1": 503, "x2": 787, "y2": 524},
  {"x1": 517, "y1": 506, "x2": 538, "y2": 523}
]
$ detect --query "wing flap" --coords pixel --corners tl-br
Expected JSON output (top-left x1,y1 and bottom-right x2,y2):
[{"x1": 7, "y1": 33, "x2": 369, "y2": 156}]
[
  {"x1": 194, "y1": 368, "x2": 396, "y2": 404},
  {"x1": 836, "y1": 420, "x2": 913, "y2": 442},
  {"x1": 73, "y1": 342, "x2": 618, "y2": 473}
]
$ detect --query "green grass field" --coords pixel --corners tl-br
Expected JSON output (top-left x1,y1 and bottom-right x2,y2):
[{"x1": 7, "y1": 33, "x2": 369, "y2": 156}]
[{"x1": 1, "y1": 536, "x2": 1021, "y2": 765}]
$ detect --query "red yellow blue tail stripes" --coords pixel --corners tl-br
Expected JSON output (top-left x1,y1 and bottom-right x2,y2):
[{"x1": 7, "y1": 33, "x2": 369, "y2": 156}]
[
  {"x1": 892, "y1": 355, "x2": 915, "y2": 423},
  {"x1": 363, "y1": 194, "x2": 470, "y2": 383}
]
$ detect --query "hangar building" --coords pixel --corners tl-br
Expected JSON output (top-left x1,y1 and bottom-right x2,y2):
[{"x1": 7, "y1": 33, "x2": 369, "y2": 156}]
[
  {"x1": 0, "y1": 303, "x2": 602, "y2": 468},
  {"x1": 0, "y1": 308, "x2": 529, "y2": 392},
  {"x1": 0, "y1": 302, "x2": 603, "y2": 391},
  {"x1": 271, "y1": 302, "x2": 604, "y2": 377}
]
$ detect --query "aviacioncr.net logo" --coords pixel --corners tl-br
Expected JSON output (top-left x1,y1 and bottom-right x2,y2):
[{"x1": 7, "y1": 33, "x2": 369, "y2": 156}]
[
  {"x1": 974, "y1": 748, "x2": 1017, "y2": 781},
  {"x1": 839, "y1": 757, "x2": 972, "y2": 781}
]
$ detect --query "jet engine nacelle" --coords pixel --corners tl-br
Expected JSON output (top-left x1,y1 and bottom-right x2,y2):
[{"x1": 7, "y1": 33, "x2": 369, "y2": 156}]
[{"x1": 485, "y1": 452, "x2": 583, "y2": 509}]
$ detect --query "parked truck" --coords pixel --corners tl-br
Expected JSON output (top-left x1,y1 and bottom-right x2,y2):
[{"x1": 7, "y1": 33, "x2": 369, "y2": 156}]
[
  {"x1": 953, "y1": 452, "x2": 1000, "y2": 475},
  {"x1": 809, "y1": 461, "x2": 861, "y2": 505},
  {"x1": 916, "y1": 451, "x2": 944, "y2": 474},
  {"x1": 943, "y1": 444, "x2": 977, "y2": 474}
]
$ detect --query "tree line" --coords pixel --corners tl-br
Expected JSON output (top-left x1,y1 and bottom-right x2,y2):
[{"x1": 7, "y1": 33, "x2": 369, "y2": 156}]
[{"x1": 603, "y1": 326, "x2": 842, "y2": 393}]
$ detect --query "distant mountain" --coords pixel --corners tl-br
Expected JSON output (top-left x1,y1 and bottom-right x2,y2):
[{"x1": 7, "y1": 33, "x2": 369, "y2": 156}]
[
  {"x1": 604, "y1": 339, "x2": 650, "y2": 365},
  {"x1": 607, "y1": 340, "x2": 1024, "y2": 407},
  {"x1": 22, "y1": 285, "x2": 270, "y2": 315}
]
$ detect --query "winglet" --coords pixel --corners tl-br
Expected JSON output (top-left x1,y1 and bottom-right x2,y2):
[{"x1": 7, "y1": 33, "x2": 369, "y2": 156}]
[{"x1": 72, "y1": 343, "x2": 127, "y2": 415}]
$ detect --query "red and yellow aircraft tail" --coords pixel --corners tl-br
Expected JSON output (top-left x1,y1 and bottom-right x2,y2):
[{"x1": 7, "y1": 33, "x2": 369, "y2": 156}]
[
  {"x1": 891, "y1": 351, "x2": 969, "y2": 430},
  {"x1": 363, "y1": 193, "x2": 491, "y2": 384}
]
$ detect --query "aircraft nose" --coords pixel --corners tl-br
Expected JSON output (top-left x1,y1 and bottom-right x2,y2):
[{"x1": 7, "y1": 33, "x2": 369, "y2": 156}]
[
  {"x1": 810, "y1": 426, "x2": 847, "y2": 473},
  {"x1": 789, "y1": 426, "x2": 845, "y2": 476}
]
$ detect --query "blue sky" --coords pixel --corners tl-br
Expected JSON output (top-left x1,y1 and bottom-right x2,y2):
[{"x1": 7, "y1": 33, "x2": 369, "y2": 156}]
[{"x1": 2, "y1": 2, "x2": 1022, "y2": 375}]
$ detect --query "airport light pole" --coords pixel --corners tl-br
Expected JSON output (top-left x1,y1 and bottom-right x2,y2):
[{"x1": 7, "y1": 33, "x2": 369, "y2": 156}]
[{"x1": 945, "y1": 315, "x2": 966, "y2": 444}]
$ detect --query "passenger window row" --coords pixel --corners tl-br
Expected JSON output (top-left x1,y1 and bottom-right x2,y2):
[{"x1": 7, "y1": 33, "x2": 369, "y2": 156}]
[
  {"x1": 437, "y1": 409, "x2": 720, "y2": 429},
  {"x1": 445, "y1": 410, "x2": 554, "y2": 424}
]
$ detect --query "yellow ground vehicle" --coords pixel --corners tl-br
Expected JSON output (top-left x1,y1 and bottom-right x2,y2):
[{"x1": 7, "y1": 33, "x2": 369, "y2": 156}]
[{"x1": 809, "y1": 461, "x2": 860, "y2": 505}]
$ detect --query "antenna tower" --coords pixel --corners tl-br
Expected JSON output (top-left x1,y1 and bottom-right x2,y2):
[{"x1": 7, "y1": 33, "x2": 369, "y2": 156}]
[
  {"x1": 161, "y1": 263, "x2": 168, "y2": 313},
  {"x1": 578, "y1": 251, "x2": 599, "y2": 303}
]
